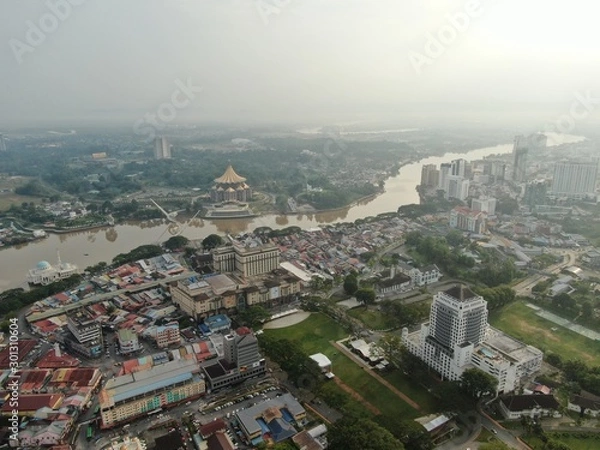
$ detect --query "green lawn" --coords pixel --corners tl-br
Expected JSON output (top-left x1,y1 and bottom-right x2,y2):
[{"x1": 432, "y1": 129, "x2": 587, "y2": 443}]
[
  {"x1": 523, "y1": 433, "x2": 600, "y2": 450},
  {"x1": 548, "y1": 433, "x2": 600, "y2": 450},
  {"x1": 265, "y1": 313, "x2": 435, "y2": 419},
  {"x1": 489, "y1": 301, "x2": 600, "y2": 365},
  {"x1": 381, "y1": 371, "x2": 437, "y2": 412},
  {"x1": 0, "y1": 193, "x2": 40, "y2": 211},
  {"x1": 346, "y1": 307, "x2": 395, "y2": 330},
  {"x1": 265, "y1": 312, "x2": 347, "y2": 354}
]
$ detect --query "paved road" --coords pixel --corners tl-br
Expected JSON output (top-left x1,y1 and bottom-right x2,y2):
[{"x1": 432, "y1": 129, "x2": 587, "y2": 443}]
[
  {"x1": 512, "y1": 248, "x2": 581, "y2": 297},
  {"x1": 435, "y1": 412, "x2": 481, "y2": 450},
  {"x1": 478, "y1": 406, "x2": 531, "y2": 450}
]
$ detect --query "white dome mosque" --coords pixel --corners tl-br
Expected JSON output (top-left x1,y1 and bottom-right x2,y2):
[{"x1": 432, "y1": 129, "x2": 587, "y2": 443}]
[{"x1": 27, "y1": 252, "x2": 78, "y2": 285}]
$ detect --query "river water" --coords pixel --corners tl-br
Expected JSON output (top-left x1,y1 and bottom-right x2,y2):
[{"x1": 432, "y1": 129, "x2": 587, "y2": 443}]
[{"x1": 0, "y1": 132, "x2": 584, "y2": 290}]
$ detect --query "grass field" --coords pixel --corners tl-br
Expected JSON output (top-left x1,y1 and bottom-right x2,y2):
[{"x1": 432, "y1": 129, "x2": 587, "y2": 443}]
[
  {"x1": 264, "y1": 313, "x2": 435, "y2": 419},
  {"x1": 489, "y1": 301, "x2": 600, "y2": 365},
  {"x1": 0, "y1": 193, "x2": 40, "y2": 211},
  {"x1": 346, "y1": 307, "x2": 395, "y2": 330},
  {"x1": 523, "y1": 433, "x2": 600, "y2": 450},
  {"x1": 0, "y1": 176, "x2": 39, "y2": 211}
]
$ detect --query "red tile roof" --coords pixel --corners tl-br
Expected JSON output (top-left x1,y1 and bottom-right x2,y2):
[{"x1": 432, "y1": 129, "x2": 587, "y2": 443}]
[
  {"x1": 37, "y1": 349, "x2": 80, "y2": 369},
  {"x1": 1, "y1": 394, "x2": 63, "y2": 413},
  {"x1": 200, "y1": 418, "x2": 227, "y2": 438},
  {"x1": 54, "y1": 293, "x2": 70, "y2": 303},
  {"x1": 17, "y1": 369, "x2": 52, "y2": 392},
  {"x1": 0, "y1": 340, "x2": 36, "y2": 368}
]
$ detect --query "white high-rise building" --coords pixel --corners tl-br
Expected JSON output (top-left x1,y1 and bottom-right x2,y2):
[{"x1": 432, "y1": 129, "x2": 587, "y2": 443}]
[
  {"x1": 447, "y1": 176, "x2": 470, "y2": 201},
  {"x1": 451, "y1": 159, "x2": 467, "y2": 178},
  {"x1": 0, "y1": 134, "x2": 6, "y2": 152},
  {"x1": 551, "y1": 161, "x2": 598, "y2": 197},
  {"x1": 512, "y1": 136, "x2": 528, "y2": 183},
  {"x1": 154, "y1": 137, "x2": 171, "y2": 159},
  {"x1": 471, "y1": 197, "x2": 497, "y2": 215},
  {"x1": 438, "y1": 163, "x2": 451, "y2": 192},
  {"x1": 403, "y1": 285, "x2": 543, "y2": 393}
]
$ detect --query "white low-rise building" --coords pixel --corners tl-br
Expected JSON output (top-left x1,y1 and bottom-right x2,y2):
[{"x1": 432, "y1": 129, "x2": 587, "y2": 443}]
[
  {"x1": 499, "y1": 395, "x2": 560, "y2": 420},
  {"x1": 568, "y1": 394, "x2": 600, "y2": 417},
  {"x1": 397, "y1": 264, "x2": 441, "y2": 287},
  {"x1": 310, "y1": 353, "x2": 334, "y2": 378}
]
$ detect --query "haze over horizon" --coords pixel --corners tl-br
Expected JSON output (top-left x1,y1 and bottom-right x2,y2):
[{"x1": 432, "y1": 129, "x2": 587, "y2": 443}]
[{"x1": 2, "y1": 0, "x2": 600, "y2": 130}]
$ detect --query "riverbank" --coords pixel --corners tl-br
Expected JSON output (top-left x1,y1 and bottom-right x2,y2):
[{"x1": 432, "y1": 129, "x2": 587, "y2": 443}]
[
  {"x1": 0, "y1": 134, "x2": 584, "y2": 291},
  {"x1": 43, "y1": 223, "x2": 114, "y2": 234}
]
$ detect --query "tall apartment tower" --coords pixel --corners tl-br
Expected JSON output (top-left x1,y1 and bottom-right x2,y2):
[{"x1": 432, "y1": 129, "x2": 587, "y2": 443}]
[
  {"x1": 420, "y1": 164, "x2": 439, "y2": 187},
  {"x1": 438, "y1": 163, "x2": 451, "y2": 191},
  {"x1": 551, "y1": 161, "x2": 598, "y2": 197},
  {"x1": 512, "y1": 134, "x2": 546, "y2": 183},
  {"x1": 447, "y1": 177, "x2": 470, "y2": 202},
  {"x1": 403, "y1": 284, "x2": 543, "y2": 391},
  {"x1": 154, "y1": 137, "x2": 171, "y2": 159},
  {"x1": 406, "y1": 285, "x2": 488, "y2": 380},
  {"x1": 512, "y1": 135, "x2": 528, "y2": 182},
  {"x1": 428, "y1": 285, "x2": 488, "y2": 350},
  {"x1": 451, "y1": 159, "x2": 467, "y2": 178},
  {"x1": 0, "y1": 134, "x2": 6, "y2": 152}
]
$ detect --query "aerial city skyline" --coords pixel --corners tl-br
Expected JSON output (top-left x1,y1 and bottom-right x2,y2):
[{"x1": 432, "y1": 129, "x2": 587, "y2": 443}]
[{"x1": 1, "y1": 1, "x2": 600, "y2": 450}]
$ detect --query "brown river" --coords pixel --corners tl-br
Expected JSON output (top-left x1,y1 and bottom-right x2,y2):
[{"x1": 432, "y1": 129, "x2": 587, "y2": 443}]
[{"x1": 0, "y1": 134, "x2": 583, "y2": 290}]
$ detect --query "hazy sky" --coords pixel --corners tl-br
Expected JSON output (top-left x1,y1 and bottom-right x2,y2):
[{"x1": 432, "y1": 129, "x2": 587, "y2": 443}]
[{"x1": 2, "y1": 0, "x2": 600, "y2": 128}]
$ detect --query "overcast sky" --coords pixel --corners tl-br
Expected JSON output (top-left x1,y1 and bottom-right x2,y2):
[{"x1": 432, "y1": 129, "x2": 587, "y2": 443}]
[{"x1": 1, "y1": 0, "x2": 600, "y2": 128}]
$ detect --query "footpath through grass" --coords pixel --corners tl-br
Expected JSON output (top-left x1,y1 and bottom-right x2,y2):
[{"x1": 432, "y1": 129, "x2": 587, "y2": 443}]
[
  {"x1": 265, "y1": 312, "x2": 436, "y2": 419},
  {"x1": 489, "y1": 301, "x2": 600, "y2": 365},
  {"x1": 346, "y1": 307, "x2": 395, "y2": 330}
]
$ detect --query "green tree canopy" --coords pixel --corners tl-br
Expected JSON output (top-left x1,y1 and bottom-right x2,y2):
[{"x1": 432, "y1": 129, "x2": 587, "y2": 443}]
[
  {"x1": 355, "y1": 288, "x2": 376, "y2": 305},
  {"x1": 445, "y1": 229, "x2": 467, "y2": 247},
  {"x1": 164, "y1": 235, "x2": 189, "y2": 251},
  {"x1": 376, "y1": 416, "x2": 433, "y2": 450},
  {"x1": 343, "y1": 274, "x2": 359, "y2": 295},
  {"x1": 328, "y1": 417, "x2": 404, "y2": 450},
  {"x1": 202, "y1": 233, "x2": 224, "y2": 250},
  {"x1": 460, "y1": 368, "x2": 498, "y2": 399},
  {"x1": 431, "y1": 380, "x2": 473, "y2": 412},
  {"x1": 112, "y1": 244, "x2": 163, "y2": 266},
  {"x1": 237, "y1": 305, "x2": 271, "y2": 329}
]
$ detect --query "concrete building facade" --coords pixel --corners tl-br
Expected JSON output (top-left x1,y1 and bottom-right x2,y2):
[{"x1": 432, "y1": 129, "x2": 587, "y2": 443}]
[
  {"x1": 154, "y1": 137, "x2": 171, "y2": 159},
  {"x1": 551, "y1": 161, "x2": 598, "y2": 197},
  {"x1": 98, "y1": 359, "x2": 205, "y2": 428},
  {"x1": 403, "y1": 285, "x2": 542, "y2": 393}
]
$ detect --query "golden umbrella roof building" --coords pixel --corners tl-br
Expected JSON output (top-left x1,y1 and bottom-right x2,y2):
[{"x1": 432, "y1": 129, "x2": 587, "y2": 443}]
[
  {"x1": 214, "y1": 165, "x2": 246, "y2": 184},
  {"x1": 211, "y1": 165, "x2": 252, "y2": 204}
]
